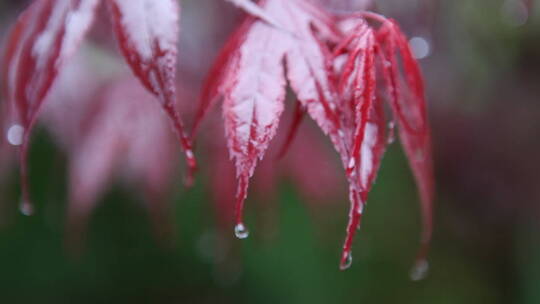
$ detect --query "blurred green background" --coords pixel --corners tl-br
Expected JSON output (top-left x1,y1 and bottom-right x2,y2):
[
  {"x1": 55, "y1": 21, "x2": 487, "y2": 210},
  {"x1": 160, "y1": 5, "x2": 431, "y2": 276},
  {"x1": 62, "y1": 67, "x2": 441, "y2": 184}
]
[{"x1": 1, "y1": 0, "x2": 540, "y2": 303}]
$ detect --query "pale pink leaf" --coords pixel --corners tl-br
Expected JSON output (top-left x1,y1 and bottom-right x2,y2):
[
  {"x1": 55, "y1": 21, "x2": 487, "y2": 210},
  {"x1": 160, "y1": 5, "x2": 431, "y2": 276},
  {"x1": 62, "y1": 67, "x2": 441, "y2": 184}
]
[
  {"x1": 193, "y1": 18, "x2": 256, "y2": 136},
  {"x1": 225, "y1": 0, "x2": 289, "y2": 33},
  {"x1": 2, "y1": 0, "x2": 100, "y2": 213},
  {"x1": 220, "y1": 4, "x2": 290, "y2": 227},
  {"x1": 66, "y1": 78, "x2": 178, "y2": 251},
  {"x1": 108, "y1": 0, "x2": 196, "y2": 177}
]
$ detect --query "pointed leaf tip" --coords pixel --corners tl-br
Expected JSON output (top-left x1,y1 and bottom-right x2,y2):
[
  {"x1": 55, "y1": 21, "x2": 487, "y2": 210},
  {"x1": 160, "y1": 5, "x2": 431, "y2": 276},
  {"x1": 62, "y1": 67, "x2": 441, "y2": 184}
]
[
  {"x1": 108, "y1": 0, "x2": 197, "y2": 173},
  {"x1": 3, "y1": 0, "x2": 100, "y2": 214},
  {"x1": 377, "y1": 19, "x2": 434, "y2": 264}
]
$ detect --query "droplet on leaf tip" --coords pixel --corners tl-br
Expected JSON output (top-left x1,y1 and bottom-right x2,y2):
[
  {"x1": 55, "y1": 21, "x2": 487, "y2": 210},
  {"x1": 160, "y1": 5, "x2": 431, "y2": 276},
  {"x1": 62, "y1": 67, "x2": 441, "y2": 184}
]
[
  {"x1": 501, "y1": 0, "x2": 528, "y2": 27},
  {"x1": 7, "y1": 125, "x2": 24, "y2": 146},
  {"x1": 340, "y1": 252, "x2": 353, "y2": 270},
  {"x1": 234, "y1": 223, "x2": 249, "y2": 239},
  {"x1": 186, "y1": 149, "x2": 195, "y2": 160},
  {"x1": 19, "y1": 200, "x2": 34, "y2": 216},
  {"x1": 357, "y1": 203, "x2": 364, "y2": 215},
  {"x1": 410, "y1": 259, "x2": 429, "y2": 281}
]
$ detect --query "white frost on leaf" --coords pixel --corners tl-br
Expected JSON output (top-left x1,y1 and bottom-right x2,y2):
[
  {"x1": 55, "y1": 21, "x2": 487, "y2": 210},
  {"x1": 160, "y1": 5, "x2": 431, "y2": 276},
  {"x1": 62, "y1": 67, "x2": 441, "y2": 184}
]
[
  {"x1": 61, "y1": 0, "x2": 101, "y2": 60},
  {"x1": 360, "y1": 122, "x2": 377, "y2": 188},
  {"x1": 6, "y1": 125, "x2": 25, "y2": 146},
  {"x1": 111, "y1": 0, "x2": 179, "y2": 60},
  {"x1": 223, "y1": 13, "x2": 289, "y2": 174},
  {"x1": 33, "y1": 0, "x2": 100, "y2": 70}
]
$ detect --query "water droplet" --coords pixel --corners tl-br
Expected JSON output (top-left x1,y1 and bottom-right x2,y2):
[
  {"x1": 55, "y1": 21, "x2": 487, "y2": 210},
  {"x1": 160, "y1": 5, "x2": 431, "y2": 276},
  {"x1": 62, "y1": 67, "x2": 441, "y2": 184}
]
[
  {"x1": 340, "y1": 252, "x2": 353, "y2": 270},
  {"x1": 410, "y1": 259, "x2": 429, "y2": 281},
  {"x1": 501, "y1": 0, "x2": 528, "y2": 27},
  {"x1": 338, "y1": 130, "x2": 345, "y2": 138},
  {"x1": 19, "y1": 200, "x2": 34, "y2": 216},
  {"x1": 348, "y1": 157, "x2": 356, "y2": 170},
  {"x1": 409, "y1": 37, "x2": 431, "y2": 60},
  {"x1": 387, "y1": 122, "x2": 396, "y2": 144},
  {"x1": 234, "y1": 223, "x2": 249, "y2": 239},
  {"x1": 357, "y1": 203, "x2": 364, "y2": 215},
  {"x1": 7, "y1": 124, "x2": 24, "y2": 146}
]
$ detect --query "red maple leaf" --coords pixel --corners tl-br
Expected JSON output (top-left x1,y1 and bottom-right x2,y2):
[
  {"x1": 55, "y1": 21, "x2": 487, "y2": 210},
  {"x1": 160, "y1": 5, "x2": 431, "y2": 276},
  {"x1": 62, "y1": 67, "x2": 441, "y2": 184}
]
[
  {"x1": 1, "y1": 0, "x2": 435, "y2": 273},
  {"x1": 1, "y1": 0, "x2": 195, "y2": 214},
  {"x1": 196, "y1": 0, "x2": 434, "y2": 272}
]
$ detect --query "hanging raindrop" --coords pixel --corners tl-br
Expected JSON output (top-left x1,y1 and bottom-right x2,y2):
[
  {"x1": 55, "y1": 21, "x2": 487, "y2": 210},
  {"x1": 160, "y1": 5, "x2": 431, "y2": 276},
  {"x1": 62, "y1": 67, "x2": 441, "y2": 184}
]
[
  {"x1": 340, "y1": 252, "x2": 353, "y2": 270},
  {"x1": 7, "y1": 124, "x2": 24, "y2": 146},
  {"x1": 234, "y1": 223, "x2": 249, "y2": 239},
  {"x1": 501, "y1": 0, "x2": 528, "y2": 27},
  {"x1": 357, "y1": 203, "x2": 364, "y2": 215},
  {"x1": 409, "y1": 36, "x2": 431, "y2": 60},
  {"x1": 19, "y1": 199, "x2": 34, "y2": 216},
  {"x1": 410, "y1": 259, "x2": 429, "y2": 281}
]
